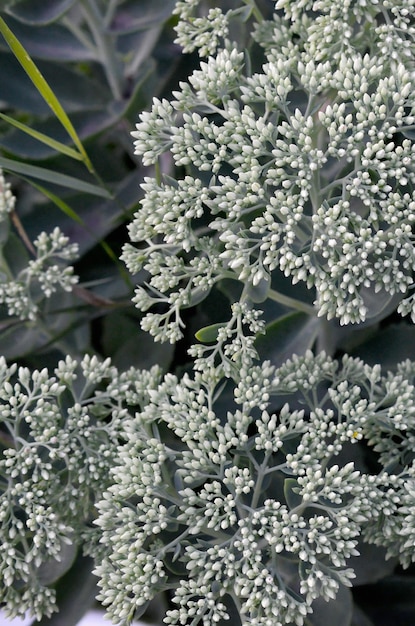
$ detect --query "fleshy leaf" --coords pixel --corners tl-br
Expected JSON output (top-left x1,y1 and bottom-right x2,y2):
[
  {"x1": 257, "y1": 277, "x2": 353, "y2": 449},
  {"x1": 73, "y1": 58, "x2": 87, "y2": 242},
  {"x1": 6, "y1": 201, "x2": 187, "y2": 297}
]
[{"x1": 6, "y1": 0, "x2": 76, "y2": 25}]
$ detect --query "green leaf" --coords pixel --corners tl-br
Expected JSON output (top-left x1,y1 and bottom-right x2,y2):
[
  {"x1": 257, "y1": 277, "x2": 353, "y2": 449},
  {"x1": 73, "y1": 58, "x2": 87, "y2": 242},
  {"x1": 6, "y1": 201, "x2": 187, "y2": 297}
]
[
  {"x1": 102, "y1": 309, "x2": 175, "y2": 371},
  {"x1": 246, "y1": 272, "x2": 271, "y2": 303},
  {"x1": 0, "y1": 0, "x2": 21, "y2": 9},
  {"x1": 351, "y1": 605, "x2": 374, "y2": 626},
  {"x1": 195, "y1": 322, "x2": 227, "y2": 343},
  {"x1": 255, "y1": 311, "x2": 319, "y2": 367},
  {"x1": 2, "y1": 16, "x2": 95, "y2": 60},
  {"x1": 0, "y1": 16, "x2": 93, "y2": 171},
  {"x1": 283, "y1": 478, "x2": 302, "y2": 510},
  {"x1": 348, "y1": 541, "x2": 397, "y2": 586},
  {"x1": 35, "y1": 553, "x2": 98, "y2": 626},
  {"x1": 3, "y1": 230, "x2": 29, "y2": 274},
  {"x1": 0, "y1": 51, "x2": 48, "y2": 113},
  {"x1": 36, "y1": 542, "x2": 77, "y2": 585},
  {"x1": 19, "y1": 180, "x2": 125, "y2": 275},
  {"x1": 348, "y1": 324, "x2": 415, "y2": 371},
  {"x1": 0, "y1": 112, "x2": 84, "y2": 161},
  {"x1": 360, "y1": 283, "x2": 399, "y2": 321},
  {"x1": 310, "y1": 585, "x2": 353, "y2": 626},
  {"x1": 0, "y1": 156, "x2": 111, "y2": 197},
  {"x1": 21, "y1": 180, "x2": 85, "y2": 224},
  {"x1": 6, "y1": 0, "x2": 76, "y2": 25},
  {"x1": 109, "y1": 0, "x2": 178, "y2": 33},
  {"x1": 0, "y1": 321, "x2": 46, "y2": 361}
]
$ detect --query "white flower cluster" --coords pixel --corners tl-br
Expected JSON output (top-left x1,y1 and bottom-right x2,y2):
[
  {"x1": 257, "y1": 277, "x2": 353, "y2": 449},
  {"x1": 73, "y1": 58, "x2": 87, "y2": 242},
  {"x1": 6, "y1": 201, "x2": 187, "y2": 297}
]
[
  {"x1": 173, "y1": 1, "x2": 230, "y2": 57},
  {"x1": 94, "y1": 351, "x2": 415, "y2": 625},
  {"x1": 0, "y1": 354, "x2": 161, "y2": 620},
  {"x1": 0, "y1": 168, "x2": 16, "y2": 220},
  {"x1": 0, "y1": 226, "x2": 79, "y2": 321},
  {"x1": 274, "y1": 0, "x2": 415, "y2": 69},
  {"x1": 123, "y1": 0, "x2": 415, "y2": 339}
]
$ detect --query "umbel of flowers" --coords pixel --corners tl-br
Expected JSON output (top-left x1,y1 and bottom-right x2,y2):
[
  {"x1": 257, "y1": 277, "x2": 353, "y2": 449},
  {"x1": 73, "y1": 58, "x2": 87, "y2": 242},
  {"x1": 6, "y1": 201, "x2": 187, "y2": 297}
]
[
  {"x1": 94, "y1": 351, "x2": 415, "y2": 625},
  {"x1": 123, "y1": 0, "x2": 415, "y2": 339},
  {"x1": 0, "y1": 351, "x2": 161, "y2": 620}
]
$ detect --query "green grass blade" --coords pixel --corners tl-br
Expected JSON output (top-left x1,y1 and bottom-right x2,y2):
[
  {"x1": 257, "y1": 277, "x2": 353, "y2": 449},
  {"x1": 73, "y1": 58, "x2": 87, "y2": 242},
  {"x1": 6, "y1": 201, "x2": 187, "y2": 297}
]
[
  {"x1": 0, "y1": 16, "x2": 94, "y2": 172},
  {"x1": 0, "y1": 156, "x2": 112, "y2": 197},
  {"x1": 0, "y1": 112, "x2": 84, "y2": 161},
  {"x1": 25, "y1": 181, "x2": 84, "y2": 224}
]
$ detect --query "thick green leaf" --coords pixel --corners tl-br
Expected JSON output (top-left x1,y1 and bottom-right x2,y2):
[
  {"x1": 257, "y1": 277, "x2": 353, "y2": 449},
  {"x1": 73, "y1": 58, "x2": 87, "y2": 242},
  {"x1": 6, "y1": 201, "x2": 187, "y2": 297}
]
[
  {"x1": 3, "y1": 230, "x2": 29, "y2": 274},
  {"x1": 0, "y1": 321, "x2": 49, "y2": 360},
  {"x1": 310, "y1": 585, "x2": 353, "y2": 626},
  {"x1": 401, "y1": 127, "x2": 415, "y2": 141},
  {"x1": 0, "y1": 0, "x2": 21, "y2": 9},
  {"x1": 0, "y1": 156, "x2": 111, "y2": 197},
  {"x1": 0, "y1": 51, "x2": 107, "y2": 114},
  {"x1": 109, "y1": 0, "x2": 177, "y2": 33},
  {"x1": 0, "y1": 212, "x2": 9, "y2": 244},
  {"x1": 255, "y1": 311, "x2": 319, "y2": 367},
  {"x1": 22, "y1": 168, "x2": 144, "y2": 258},
  {"x1": 35, "y1": 554, "x2": 98, "y2": 626},
  {"x1": 122, "y1": 57, "x2": 159, "y2": 121},
  {"x1": 102, "y1": 309, "x2": 174, "y2": 371},
  {"x1": 19, "y1": 180, "x2": 120, "y2": 268},
  {"x1": 195, "y1": 322, "x2": 227, "y2": 343},
  {"x1": 36, "y1": 542, "x2": 77, "y2": 585},
  {"x1": 36, "y1": 61, "x2": 108, "y2": 112},
  {"x1": 348, "y1": 541, "x2": 397, "y2": 586},
  {"x1": 349, "y1": 324, "x2": 415, "y2": 371},
  {"x1": 360, "y1": 283, "x2": 399, "y2": 321},
  {"x1": 246, "y1": 272, "x2": 271, "y2": 303},
  {"x1": 351, "y1": 605, "x2": 374, "y2": 626},
  {"x1": 0, "y1": 16, "x2": 93, "y2": 171},
  {"x1": 1, "y1": 17, "x2": 95, "y2": 60},
  {"x1": 0, "y1": 51, "x2": 48, "y2": 113},
  {"x1": 283, "y1": 478, "x2": 302, "y2": 510},
  {"x1": 6, "y1": 0, "x2": 76, "y2": 25}
]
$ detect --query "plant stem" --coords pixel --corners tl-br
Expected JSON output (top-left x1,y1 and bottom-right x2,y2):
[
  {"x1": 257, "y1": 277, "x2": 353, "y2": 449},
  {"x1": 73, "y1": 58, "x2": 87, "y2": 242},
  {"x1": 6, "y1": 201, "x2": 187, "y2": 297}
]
[
  {"x1": 81, "y1": 0, "x2": 123, "y2": 100},
  {"x1": 242, "y1": 0, "x2": 264, "y2": 23},
  {"x1": 250, "y1": 451, "x2": 272, "y2": 509},
  {"x1": 127, "y1": 26, "x2": 162, "y2": 77},
  {"x1": 267, "y1": 288, "x2": 316, "y2": 316},
  {"x1": 61, "y1": 15, "x2": 97, "y2": 56},
  {"x1": 104, "y1": 0, "x2": 119, "y2": 28}
]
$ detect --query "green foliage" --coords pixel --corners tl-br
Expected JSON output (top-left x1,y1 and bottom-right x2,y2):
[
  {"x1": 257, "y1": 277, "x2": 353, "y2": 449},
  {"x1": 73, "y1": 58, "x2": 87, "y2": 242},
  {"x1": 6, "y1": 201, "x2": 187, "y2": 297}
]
[{"x1": 1, "y1": 1, "x2": 415, "y2": 626}]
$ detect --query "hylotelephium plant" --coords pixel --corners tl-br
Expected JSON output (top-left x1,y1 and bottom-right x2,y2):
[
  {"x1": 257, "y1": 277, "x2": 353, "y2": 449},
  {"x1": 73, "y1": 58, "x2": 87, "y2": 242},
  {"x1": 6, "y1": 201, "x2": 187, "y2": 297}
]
[{"x1": 3, "y1": 1, "x2": 415, "y2": 626}]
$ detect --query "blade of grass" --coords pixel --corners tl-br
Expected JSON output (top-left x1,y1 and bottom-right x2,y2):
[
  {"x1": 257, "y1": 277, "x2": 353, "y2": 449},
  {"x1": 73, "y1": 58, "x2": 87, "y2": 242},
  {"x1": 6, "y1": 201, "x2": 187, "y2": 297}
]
[
  {"x1": 0, "y1": 156, "x2": 112, "y2": 197},
  {"x1": 0, "y1": 112, "x2": 84, "y2": 162},
  {"x1": 0, "y1": 16, "x2": 94, "y2": 173}
]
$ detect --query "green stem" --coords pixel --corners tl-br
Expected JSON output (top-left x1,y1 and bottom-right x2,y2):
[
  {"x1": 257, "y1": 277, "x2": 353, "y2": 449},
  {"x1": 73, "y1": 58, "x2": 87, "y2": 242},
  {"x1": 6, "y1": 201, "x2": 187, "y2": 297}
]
[
  {"x1": 267, "y1": 288, "x2": 316, "y2": 316},
  {"x1": 104, "y1": 0, "x2": 119, "y2": 28},
  {"x1": 250, "y1": 451, "x2": 272, "y2": 509},
  {"x1": 61, "y1": 16, "x2": 97, "y2": 55},
  {"x1": 81, "y1": 0, "x2": 123, "y2": 100},
  {"x1": 127, "y1": 26, "x2": 163, "y2": 77}
]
